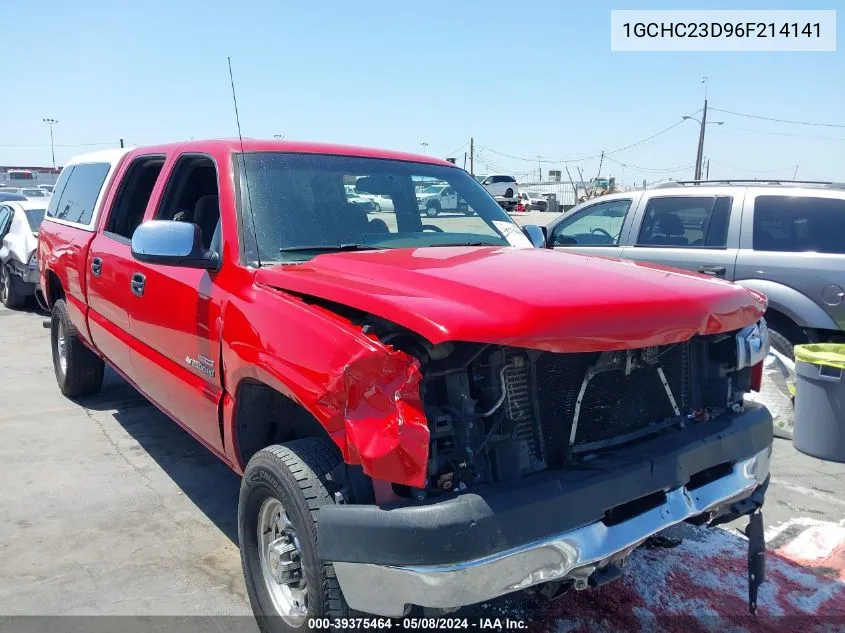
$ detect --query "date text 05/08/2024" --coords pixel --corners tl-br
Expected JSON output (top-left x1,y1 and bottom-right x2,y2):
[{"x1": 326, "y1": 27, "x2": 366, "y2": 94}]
[{"x1": 308, "y1": 618, "x2": 528, "y2": 630}]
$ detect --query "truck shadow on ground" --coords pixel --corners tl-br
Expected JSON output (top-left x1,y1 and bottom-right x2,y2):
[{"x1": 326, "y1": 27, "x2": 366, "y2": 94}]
[{"x1": 77, "y1": 365, "x2": 241, "y2": 544}]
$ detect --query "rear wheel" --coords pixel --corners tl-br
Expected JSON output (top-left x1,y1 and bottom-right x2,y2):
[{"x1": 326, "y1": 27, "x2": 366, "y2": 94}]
[
  {"x1": 768, "y1": 328, "x2": 796, "y2": 360},
  {"x1": 239, "y1": 438, "x2": 352, "y2": 633},
  {"x1": 504, "y1": 188, "x2": 514, "y2": 198},
  {"x1": 51, "y1": 298, "x2": 104, "y2": 397},
  {"x1": 0, "y1": 263, "x2": 26, "y2": 309}
]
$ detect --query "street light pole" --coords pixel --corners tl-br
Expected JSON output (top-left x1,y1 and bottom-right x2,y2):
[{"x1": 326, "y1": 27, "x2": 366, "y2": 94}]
[
  {"x1": 42, "y1": 118, "x2": 59, "y2": 170},
  {"x1": 682, "y1": 109, "x2": 723, "y2": 181},
  {"x1": 273, "y1": 133, "x2": 284, "y2": 140},
  {"x1": 694, "y1": 100, "x2": 708, "y2": 180},
  {"x1": 420, "y1": 141, "x2": 429, "y2": 154}
]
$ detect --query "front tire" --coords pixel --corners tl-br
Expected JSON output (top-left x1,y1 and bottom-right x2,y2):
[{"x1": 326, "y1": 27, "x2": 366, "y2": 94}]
[
  {"x1": 239, "y1": 439, "x2": 351, "y2": 633},
  {"x1": 51, "y1": 298, "x2": 104, "y2": 397},
  {"x1": 425, "y1": 202, "x2": 440, "y2": 217},
  {"x1": 768, "y1": 328, "x2": 797, "y2": 361},
  {"x1": 0, "y1": 263, "x2": 26, "y2": 309}
]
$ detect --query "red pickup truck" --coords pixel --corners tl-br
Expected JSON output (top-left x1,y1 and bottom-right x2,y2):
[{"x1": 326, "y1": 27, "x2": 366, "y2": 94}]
[{"x1": 39, "y1": 140, "x2": 773, "y2": 631}]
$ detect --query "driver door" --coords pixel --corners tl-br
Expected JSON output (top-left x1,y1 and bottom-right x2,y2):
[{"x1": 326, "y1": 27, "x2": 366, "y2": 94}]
[
  {"x1": 441, "y1": 186, "x2": 458, "y2": 211},
  {"x1": 549, "y1": 197, "x2": 638, "y2": 259}
]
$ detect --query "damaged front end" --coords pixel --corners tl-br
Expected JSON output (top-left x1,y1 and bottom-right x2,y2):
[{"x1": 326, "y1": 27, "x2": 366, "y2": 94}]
[{"x1": 317, "y1": 313, "x2": 772, "y2": 617}]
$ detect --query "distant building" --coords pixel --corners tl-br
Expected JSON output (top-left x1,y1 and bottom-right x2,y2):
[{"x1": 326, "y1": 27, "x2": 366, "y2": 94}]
[{"x1": 0, "y1": 165, "x2": 61, "y2": 187}]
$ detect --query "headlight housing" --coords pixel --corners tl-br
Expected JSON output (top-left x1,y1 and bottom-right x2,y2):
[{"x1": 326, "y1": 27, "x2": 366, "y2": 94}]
[{"x1": 736, "y1": 318, "x2": 769, "y2": 370}]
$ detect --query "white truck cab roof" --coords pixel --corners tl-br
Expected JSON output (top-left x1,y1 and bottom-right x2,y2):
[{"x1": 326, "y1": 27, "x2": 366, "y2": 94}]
[{"x1": 43, "y1": 148, "x2": 131, "y2": 232}]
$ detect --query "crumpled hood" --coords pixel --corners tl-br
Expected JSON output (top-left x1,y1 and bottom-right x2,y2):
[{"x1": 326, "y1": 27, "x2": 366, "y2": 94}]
[{"x1": 256, "y1": 247, "x2": 766, "y2": 353}]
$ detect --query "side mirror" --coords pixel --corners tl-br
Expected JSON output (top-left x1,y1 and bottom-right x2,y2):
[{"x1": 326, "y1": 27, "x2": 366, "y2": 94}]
[
  {"x1": 131, "y1": 220, "x2": 219, "y2": 270},
  {"x1": 522, "y1": 224, "x2": 548, "y2": 249}
]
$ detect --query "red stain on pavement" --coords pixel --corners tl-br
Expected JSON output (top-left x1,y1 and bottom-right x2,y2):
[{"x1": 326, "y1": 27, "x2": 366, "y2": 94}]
[{"x1": 513, "y1": 524, "x2": 845, "y2": 633}]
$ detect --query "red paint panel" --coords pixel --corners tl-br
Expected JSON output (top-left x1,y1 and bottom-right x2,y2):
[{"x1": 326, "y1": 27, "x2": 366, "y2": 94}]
[
  {"x1": 38, "y1": 221, "x2": 96, "y2": 342},
  {"x1": 256, "y1": 246, "x2": 767, "y2": 353}
]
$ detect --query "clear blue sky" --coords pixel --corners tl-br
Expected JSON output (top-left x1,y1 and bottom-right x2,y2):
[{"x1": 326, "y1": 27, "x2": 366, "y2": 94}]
[{"x1": 4, "y1": 0, "x2": 843, "y2": 184}]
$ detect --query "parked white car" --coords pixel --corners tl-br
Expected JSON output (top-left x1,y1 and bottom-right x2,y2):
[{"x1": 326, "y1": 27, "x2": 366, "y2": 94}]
[
  {"x1": 0, "y1": 200, "x2": 47, "y2": 308},
  {"x1": 519, "y1": 190, "x2": 548, "y2": 212},
  {"x1": 416, "y1": 183, "x2": 469, "y2": 217},
  {"x1": 475, "y1": 174, "x2": 518, "y2": 200}
]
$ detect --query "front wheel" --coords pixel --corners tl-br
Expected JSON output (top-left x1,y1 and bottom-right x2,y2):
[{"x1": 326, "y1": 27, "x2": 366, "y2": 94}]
[
  {"x1": 239, "y1": 439, "x2": 352, "y2": 633},
  {"x1": 425, "y1": 203, "x2": 440, "y2": 217}
]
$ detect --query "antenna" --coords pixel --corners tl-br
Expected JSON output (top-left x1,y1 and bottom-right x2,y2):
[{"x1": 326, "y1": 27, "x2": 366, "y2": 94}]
[{"x1": 228, "y1": 56, "x2": 261, "y2": 266}]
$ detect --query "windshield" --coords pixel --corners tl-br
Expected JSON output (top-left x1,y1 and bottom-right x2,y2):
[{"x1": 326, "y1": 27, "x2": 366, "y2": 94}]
[
  {"x1": 422, "y1": 185, "x2": 445, "y2": 194},
  {"x1": 24, "y1": 208, "x2": 46, "y2": 231},
  {"x1": 238, "y1": 153, "x2": 525, "y2": 263}
]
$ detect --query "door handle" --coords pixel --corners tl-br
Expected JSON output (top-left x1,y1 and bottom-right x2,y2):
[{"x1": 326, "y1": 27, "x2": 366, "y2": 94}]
[
  {"x1": 697, "y1": 265, "x2": 726, "y2": 276},
  {"x1": 91, "y1": 257, "x2": 102, "y2": 277},
  {"x1": 131, "y1": 272, "x2": 146, "y2": 297}
]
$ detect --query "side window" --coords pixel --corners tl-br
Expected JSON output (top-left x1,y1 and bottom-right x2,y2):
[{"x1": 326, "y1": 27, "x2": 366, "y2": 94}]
[
  {"x1": 754, "y1": 195, "x2": 845, "y2": 253},
  {"x1": 156, "y1": 155, "x2": 220, "y2": 251},
  {"x1": 0, "y1": 206, "x2": 10, "y2": 235},
  {"x1": 47, "y1": 163, "x2": 110, "y2": 225},
  {"x1": 105, "y1": 156, "x2": 165, "y2": 241},
  {"x1": 637, "y1": 196, "x2": 732, "y2": 248},
  {"x1": 551, "y1": 199, "x2": 632, "y2": 246}
]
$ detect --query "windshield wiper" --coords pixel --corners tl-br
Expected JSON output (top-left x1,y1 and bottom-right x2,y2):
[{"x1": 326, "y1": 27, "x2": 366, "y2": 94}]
[{"x1": 279, "y1": 243, "x2": 381, "y2": 253}]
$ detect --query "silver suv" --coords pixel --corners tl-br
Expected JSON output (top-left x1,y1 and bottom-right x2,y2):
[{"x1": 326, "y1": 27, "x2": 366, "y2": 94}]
[{"x1": 544, "y1": 180, "x2": 845, "y2": 357}]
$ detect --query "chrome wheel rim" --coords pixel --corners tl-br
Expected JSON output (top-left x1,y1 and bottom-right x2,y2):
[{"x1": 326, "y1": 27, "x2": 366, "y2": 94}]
[
  {"x1": 56, "y1": 319, "x2": 67, "y2": 375},
  {"x1": 258, "y1": 498, "x2": 307, "y2": 626}
]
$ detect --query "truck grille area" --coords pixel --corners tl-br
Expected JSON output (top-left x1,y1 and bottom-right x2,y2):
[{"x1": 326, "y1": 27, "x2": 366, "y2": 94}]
[{"x1": 532, "y1": 343, "x2": 692, "y2": 463}]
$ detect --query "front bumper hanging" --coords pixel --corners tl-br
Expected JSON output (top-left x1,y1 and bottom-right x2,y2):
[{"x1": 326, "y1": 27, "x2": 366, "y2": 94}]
[{"x1": 321, "y1": 405, "x2": 773, "y2": 618}]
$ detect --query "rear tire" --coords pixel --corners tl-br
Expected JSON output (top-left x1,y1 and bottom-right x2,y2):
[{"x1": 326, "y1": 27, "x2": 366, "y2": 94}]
[
  {"x1": 0, "y1": 263, "x2": 26, "y2": 309},
  {"x1": 51, "y1": 298, "x2": 104, "y2": 397},
  {"x1": 239, "y1": 438, "x2": 353, "y2": 633},
  {"x1": 768, "y1": 328, "x2": 796, "y2": 360},
  {"x1": 504, "y1": 188, "x2": 514, "y2": 198}
]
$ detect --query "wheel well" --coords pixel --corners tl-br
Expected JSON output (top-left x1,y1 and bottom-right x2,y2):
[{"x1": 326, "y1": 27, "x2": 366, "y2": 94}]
[
  {"x1": 764, "y1": 307, "x2": 807, "y2": 345},
  {"x1": 233, "y1": 380, "x2": 332, "y2": 466},
  {"x1": 46, "y1": 270, "x2": 64, "y2": 306}
]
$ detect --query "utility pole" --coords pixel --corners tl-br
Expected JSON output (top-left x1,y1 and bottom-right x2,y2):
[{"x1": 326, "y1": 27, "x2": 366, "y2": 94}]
[
  {"x1": 705, "y1": 158, "x2": 710, "y2": 179},
  {"x1": 694, "y1": 100, "x2": 708, "y2": 180},
  {"x1": 595, "y1": 151, "x2": 604, "y2": 181},
  {"x1": 793, "y1": 164, "x2": 799, "y2": 179},
  {"x1": 565, "y1": 167, "x2": 578, "y2": 204},
  {"x1": 463, "y1": 152, "x2": 467, "y2": 170},
  {"x1": 119, "y1": 138, "x2": 124, "y2": 148},
  {"x1": 42, "y1": 118, "x2": 59, "y2": 170},
  {"x1": 469, "y1": 137, "x2": 474, "y2": 176},
  {"x1": 536, "y1": 156, "x2": 542, "y2": 183},
  {"x1": 576, "y1": 166, "x2": 588, "y2": 199}
]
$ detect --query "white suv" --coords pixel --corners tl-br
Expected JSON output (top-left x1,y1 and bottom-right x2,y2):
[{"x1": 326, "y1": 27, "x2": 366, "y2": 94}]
[{"x1": 475, "y1": 174, "x2": 518, "y2": 200}]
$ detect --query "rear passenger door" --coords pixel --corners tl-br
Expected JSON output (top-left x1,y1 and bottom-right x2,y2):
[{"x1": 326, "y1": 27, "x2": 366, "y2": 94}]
[
  {"x1": 125, "y1": 153, "x2": 226, "y2": 454},
  {"x1": 621, "y1": 193, "x2": 740, "y2": 279},
  {"x1": 736, "y1": 192, "x2": 845, "y2": 331},
  {"x1": 87, "y1": 155, "x2": 166, "y2": 373},
  {"x1": 549, "y1": 197, "x2": 638, "y2": 259}
]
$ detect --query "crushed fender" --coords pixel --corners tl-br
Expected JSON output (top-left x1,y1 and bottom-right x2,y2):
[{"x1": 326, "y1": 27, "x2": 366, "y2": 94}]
[{"x1": 320, "y1": 347, "x2": 429, "y2": 489}]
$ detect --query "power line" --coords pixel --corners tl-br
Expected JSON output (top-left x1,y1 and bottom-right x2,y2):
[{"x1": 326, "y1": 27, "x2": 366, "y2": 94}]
[
  {"x1": 708, "y1": 159, "x2": 796, "y2": 174},
  {"x1": 710, "y1": 107, "x2": 845, "y2": 129},
  {"x1": 604, "y1": 155, "x2": 695, "y2": 173},
  {"x1": 478, "y1": 111, "x2": 700, "y2": 164},
  {"x1": 444, "y1": 141, "x2": 469, "y2": 158},
  {"x1": 712, "y1": 126, "x2": 845, "y2": 142},
  {"x1": 0, "y1": 142, "x2": 118, "y2": 148}
]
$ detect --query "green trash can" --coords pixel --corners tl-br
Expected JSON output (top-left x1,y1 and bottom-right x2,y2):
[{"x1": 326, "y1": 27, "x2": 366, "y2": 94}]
[{"x1": 793, "y1": 344, "x2": 845, "y2": 462}]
